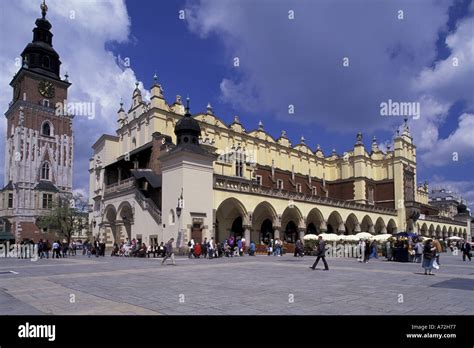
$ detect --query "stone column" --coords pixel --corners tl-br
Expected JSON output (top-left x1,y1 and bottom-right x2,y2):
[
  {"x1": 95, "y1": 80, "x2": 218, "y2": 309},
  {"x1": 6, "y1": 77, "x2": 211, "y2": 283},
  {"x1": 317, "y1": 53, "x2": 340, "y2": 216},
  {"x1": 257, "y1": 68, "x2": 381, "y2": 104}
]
[
  {"x1": 298, "y1": 228, "x2": 305, "y2": 241},
  {"x1": 320, "y1": 221, "x2": 327, "y2": 234},
  {"x1": 243, "y1": 226, "x2": 251, "y2": 245},
  {"x1": 274, "y1": 227, "x2": 281, "y2": 240},
  {"x1": 338, "y1": 222, "x2": 346, "y2": 234}
]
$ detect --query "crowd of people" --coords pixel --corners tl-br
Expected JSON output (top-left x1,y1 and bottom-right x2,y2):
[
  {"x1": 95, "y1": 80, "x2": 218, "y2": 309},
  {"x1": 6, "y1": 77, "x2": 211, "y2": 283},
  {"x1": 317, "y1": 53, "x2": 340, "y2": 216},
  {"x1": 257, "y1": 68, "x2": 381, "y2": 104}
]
[
  {"x1": 3, "y1": 234, "x2": 471, "y2": 275},
  {"x1": 186, "y1": 236, "x2": 257, "y2": 258}
]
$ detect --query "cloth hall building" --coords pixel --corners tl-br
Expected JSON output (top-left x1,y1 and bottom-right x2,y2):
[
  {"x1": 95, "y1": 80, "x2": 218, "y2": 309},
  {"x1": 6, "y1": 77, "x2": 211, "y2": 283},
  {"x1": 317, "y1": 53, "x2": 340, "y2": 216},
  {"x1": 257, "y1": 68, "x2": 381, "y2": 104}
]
[{"x1": 89, "y1": 76, "x2": 470, "y2": 249}]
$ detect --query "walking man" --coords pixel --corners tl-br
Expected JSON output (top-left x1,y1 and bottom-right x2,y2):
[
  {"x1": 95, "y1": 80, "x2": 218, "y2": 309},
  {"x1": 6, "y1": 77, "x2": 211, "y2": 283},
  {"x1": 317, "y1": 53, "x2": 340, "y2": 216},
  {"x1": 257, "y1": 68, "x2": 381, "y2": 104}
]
[
  {"x1": 309, "y1": 236, "x2": 329, "y2": 271},
  {"x1": 462, "y1": 240, "x2": 472, "y2": 262},
  {"x1": 161, "y1": 238, "x2": 176, "y2": 265}
]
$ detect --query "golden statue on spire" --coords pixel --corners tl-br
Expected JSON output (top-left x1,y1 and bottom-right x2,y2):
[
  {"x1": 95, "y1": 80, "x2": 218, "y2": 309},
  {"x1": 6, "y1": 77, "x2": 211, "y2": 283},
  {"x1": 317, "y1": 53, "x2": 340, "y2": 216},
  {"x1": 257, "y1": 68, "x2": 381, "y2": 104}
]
[{"x1": 40, "y1": 0, "x2": 48, "y2": 18}]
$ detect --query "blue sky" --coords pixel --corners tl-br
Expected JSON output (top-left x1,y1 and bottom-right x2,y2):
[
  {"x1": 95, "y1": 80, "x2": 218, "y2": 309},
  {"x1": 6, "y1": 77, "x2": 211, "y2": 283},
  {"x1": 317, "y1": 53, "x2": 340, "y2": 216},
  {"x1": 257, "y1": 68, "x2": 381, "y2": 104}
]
[{"x1": 0, "y1": 0, "x2": 473, "y2": 209}]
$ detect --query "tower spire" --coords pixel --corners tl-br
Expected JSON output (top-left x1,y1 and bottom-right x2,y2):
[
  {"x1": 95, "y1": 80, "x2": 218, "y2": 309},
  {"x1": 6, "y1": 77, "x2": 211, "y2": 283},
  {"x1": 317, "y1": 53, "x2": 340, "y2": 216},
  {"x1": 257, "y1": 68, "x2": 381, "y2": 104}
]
[
  {"x1": 185, "y1": 96, "x2": 191, "y2": 116},
  {"x1": 40, "y1": 0, "x2": 48, "y2": 19}
]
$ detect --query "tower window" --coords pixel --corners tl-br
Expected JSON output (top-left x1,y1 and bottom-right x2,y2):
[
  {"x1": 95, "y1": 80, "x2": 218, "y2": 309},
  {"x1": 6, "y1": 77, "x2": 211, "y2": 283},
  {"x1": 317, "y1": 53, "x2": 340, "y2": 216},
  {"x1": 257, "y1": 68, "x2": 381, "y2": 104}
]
[
  {"x1": 42, "y1": 56, "x2": 50, "y2": 69},
  {"x1": 8, "y1": 193, "x2": 13, "y2": 208},
  {"x1": 42, "y1": 100, "x2": 50, "y2": 108},
  {"x1": 132, "y1": 137, "x2": 137, "y2": 148},
  {"x1": 42, "y1": 122, "x2": 51, "y2": 136},
  {"x1": 42, "y1": 194, "x2": 53, "y2": 209},
  {"x1": 41, "y1": 162, "x2": 50, "y2": 180},
  {"x1": 312, "y1": 187, "x2": 317, "y2": 196},
  {"x1": 256, "y1": 175, "x2": 262, "y2": 186}
]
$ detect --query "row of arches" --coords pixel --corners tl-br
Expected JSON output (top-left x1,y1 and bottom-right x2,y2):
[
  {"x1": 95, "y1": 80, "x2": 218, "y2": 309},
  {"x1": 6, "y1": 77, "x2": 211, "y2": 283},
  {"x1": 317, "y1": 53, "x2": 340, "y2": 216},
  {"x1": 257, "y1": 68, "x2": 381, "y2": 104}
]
[
  {"x1": 101, "y1": 202, "x2": 134, "y2": 243},
  {"x1": 215, "y1": 198, "x2": 398, "y2": 244},
  {"x1": 417, "y1": 223, "x2": 468, "y2": 239}
]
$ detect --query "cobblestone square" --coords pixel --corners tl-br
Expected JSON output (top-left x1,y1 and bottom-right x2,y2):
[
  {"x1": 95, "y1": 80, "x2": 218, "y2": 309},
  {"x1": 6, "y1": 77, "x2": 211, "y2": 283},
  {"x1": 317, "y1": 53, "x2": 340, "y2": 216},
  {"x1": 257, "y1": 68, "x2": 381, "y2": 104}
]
[{"x1": 0, "y1": 252, "x2": 472, "y2": 315}]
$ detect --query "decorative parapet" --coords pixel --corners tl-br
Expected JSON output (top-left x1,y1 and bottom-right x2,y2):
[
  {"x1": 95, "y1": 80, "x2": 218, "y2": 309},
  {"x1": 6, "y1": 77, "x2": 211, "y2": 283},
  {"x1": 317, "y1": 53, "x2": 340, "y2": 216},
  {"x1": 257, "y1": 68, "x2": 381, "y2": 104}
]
[
  {"x1": 421, "y1": 215, "x2": 467, "y2": 227},
  {"x1": 104, "y1": 177, "x2": 135, "y2": 196},
  {"x1": 214, "y1": 174, "x2": 397, "y2": 216}
]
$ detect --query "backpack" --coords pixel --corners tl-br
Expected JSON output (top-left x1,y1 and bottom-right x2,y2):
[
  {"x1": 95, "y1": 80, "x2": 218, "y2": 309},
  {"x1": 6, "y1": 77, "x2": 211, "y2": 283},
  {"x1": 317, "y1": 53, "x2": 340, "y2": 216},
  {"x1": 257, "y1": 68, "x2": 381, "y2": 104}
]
[{"x1": 188, "y1": 241, "x2": 192, "y2": 247}]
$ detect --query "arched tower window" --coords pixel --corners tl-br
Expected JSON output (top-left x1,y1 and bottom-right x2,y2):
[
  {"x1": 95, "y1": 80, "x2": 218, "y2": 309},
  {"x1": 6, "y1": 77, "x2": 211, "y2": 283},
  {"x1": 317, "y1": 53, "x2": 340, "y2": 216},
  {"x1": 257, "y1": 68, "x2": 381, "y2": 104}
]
[
  {"x1": 41, "y1": 162, "x2": 50, "y2": 180},
  {"x1": 42, "y1": 56, "x2": 50, "y2": 69},
  {"x1": 42, "y1": 122, "x2": 51, "y2": 136},
  {"x1": 132, "y1": 137, "x2": 137, "y2": 149}
]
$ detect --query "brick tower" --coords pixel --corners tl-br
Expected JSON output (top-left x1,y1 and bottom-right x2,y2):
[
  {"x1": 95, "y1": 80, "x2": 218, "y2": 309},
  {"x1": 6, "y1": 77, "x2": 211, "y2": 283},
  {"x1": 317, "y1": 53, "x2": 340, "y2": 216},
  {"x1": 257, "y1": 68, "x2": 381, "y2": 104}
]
[{"x1": 0, "y1": 1, "x2": 73, "y2": 242}]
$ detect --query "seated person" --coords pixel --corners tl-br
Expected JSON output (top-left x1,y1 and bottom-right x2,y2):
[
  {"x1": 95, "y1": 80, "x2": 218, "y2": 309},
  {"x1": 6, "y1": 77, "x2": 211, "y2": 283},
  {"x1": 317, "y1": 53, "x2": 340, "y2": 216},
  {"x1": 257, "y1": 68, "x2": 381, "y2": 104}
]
[
  {"x1": 193, "y1": 243, "x2": 202, "y2": 258},
  {"x1": 136, "y1": 243, "x2": 147, "y2": 258},
  {"x1": 147, "y1": 244, "x2": 155, "y2": 258},
  {"x1": 111, "y1": 243, "x2": 119, "y2": 257},
  {"x1": 158, "y1": 242, "x2": 166, "y2": 257}
]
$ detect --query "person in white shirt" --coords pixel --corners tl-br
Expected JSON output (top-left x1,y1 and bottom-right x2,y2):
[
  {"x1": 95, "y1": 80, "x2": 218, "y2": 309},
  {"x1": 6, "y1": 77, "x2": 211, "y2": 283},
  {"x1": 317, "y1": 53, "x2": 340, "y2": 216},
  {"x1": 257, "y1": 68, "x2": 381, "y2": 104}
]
[
  {"x1": 208, "y1": 238, "x2": 215, "y2": 259},
  {"x1": 188, "y1": 238, "x2": 195, "y2": 258}
]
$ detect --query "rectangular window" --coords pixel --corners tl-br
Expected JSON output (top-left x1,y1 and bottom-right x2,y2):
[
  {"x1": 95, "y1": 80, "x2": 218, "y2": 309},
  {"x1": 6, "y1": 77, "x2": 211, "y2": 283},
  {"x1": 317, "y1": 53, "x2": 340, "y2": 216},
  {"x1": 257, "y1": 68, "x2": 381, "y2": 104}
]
[
  {"x1": 277, "y1": 179, "x2": 284, "y2": 190},
  {"x1": 256, "y1": 175, "x2": 262, "y2": 186},
  {"x1": 368, "y1": 187, "x2": 374, "y2": 204},
  {"x1": 42, "y1": 193, "x2": 53, "y2": 209},
  {"x1": 312, "y1": 187, "x2": 317, "y2": 196},
  {"x1": 235, "y1": 160, "x2": 243, "y2": 177},
  {"x1": 8, "y1": 193, "x2": 13, "y2": 208},
  {"x1": 296, "y1": 183, "x2": 302, "y2": 193}
]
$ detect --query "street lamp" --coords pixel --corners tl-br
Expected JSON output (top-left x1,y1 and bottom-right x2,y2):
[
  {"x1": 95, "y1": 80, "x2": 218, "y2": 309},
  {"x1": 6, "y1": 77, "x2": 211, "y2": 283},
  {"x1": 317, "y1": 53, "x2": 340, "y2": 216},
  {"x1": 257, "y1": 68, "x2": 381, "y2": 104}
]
[{"x1": 176, "y1": 191, "x2": 183, "y2": 247}]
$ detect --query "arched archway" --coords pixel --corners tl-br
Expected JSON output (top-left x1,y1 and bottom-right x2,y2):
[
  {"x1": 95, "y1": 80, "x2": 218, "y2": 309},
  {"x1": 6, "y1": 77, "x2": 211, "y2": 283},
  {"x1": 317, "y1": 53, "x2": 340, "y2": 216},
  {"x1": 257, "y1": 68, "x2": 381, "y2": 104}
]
[
  {"x1": 327, "y1": 211, "x2": 344, "y2": 234},
  {"x1": 252, "y1": 201, "x2": 278, "y2": 244},
  {"x1": 360, "y1": 215, "x2": 374, "y2": 233},
  {"x1": 281, "y1": 206, "x2": 303, "y2": 243},
  {"x1": 442, "y1": 226, "x2": 447, "y2": 239},
  {"x1": 306, "y1": 208, "x2": 324, "y2": 234},
  {"x1": 448, "y1": 226, "x2": 453, "y2": 237},
  {"x1": 117, "y1": 201, "x2": 133, "y2": 243},
  {"x1": 387, "y1": 219, "x2": 397, "y2": 234},
  {"x1": 435, "y1": 225, "x2": 441, "y2": 238},
  {"x1": 374, "y1": 217, "x2": 387, "y2": 234},
  {"x1": 260, "y1": 219, "x2": 274, "y2": 244},
  {"x1": 345, "y1": 213, "x2": 359, "y2": 235},
  {"x1": 231, "y1": 216, "x2": 244, "y2": 240},
  {"x1": 420, "y1": 223, "x2": 428, "y2": 236},
  {"x1": 306, "y1": 222, "x2": 317, "y2": 234},
  {"x1": 284, "y1": 221, "x2": 298, "y2": 243},
  {"x1": 216, "y1": 198, "x2": 248, "y2": 243},
  {"x1": 103, "y1": 204, "x2": 118, "y2": 244},
  {"x1": 429, "y1": 225, "x2": 435, "y2": 238}
]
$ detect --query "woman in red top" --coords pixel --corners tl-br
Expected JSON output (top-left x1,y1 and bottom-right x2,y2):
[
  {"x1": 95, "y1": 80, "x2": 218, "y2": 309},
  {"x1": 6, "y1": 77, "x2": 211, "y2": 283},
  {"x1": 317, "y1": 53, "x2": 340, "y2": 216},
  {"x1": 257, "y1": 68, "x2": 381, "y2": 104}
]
[{"x1": 193, "y1": 243, "x2": 202, "y2": 258}]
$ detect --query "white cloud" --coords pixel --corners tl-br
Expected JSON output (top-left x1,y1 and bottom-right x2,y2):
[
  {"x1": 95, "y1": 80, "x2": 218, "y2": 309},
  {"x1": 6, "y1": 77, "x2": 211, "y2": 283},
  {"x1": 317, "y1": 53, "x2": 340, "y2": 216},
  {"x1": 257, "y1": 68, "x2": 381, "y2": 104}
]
[
  {"x1": 413, "y1": 16, "x2": 474, "y2": 109},
  {"x1": 429, "y1": 175, "x2": 474, "y2": 212},
  {"x1": 420, "y1": 113, "x2": 474, "y2": 166},
  {"x1": 186, "y1": 0, "x2": 451, "y2": 132},
  {"x1": 410, "y1": 15, "x2": 474, "y2": 167},
  {"x1": 0, "y1": 0, "x2": 141, "y2": 198}
]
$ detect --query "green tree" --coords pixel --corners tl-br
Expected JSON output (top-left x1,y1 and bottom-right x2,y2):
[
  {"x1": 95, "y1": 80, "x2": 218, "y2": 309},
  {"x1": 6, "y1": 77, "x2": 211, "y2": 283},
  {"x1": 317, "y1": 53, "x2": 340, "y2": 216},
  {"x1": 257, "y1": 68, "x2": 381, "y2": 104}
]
[{"x1": 38, "y1": 193, "x2": 89, "y2": 244}]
